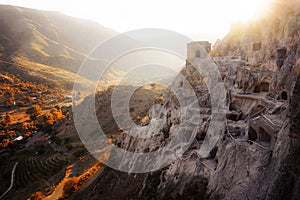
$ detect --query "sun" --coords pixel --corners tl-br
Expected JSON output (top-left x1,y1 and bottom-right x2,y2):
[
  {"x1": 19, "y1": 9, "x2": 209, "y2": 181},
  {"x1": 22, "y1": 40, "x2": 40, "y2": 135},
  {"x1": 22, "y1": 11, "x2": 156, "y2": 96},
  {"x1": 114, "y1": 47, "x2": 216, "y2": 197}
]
[{"x1": 223, "y1": 0, "x2": 273, "y2": 23}]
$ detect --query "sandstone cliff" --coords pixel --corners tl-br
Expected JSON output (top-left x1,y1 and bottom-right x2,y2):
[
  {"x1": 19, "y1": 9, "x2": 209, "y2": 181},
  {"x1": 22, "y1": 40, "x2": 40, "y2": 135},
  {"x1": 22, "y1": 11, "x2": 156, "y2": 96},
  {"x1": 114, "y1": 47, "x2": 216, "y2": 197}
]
[{"x1": 68, "y1": 1, "x2": 300, "y2": 199}]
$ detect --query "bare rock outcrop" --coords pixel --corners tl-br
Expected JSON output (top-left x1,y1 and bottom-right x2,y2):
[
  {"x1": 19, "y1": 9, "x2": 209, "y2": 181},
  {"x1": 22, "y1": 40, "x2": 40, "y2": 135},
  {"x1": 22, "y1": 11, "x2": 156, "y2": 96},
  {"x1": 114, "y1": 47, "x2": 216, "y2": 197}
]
[{"x1": 72, "y1": 1, "x2": 300, "y2": 199}]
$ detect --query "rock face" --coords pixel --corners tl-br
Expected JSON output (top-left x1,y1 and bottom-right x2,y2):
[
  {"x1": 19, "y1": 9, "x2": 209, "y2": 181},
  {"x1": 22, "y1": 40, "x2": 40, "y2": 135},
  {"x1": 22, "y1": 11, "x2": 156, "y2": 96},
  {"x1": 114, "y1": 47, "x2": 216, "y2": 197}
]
[
  {"x1": 73, "y1": 0, "x2": 300, "y2": 199},
  {"x1": 207, "y1": 1, "x2": 300, "y2": 199}
]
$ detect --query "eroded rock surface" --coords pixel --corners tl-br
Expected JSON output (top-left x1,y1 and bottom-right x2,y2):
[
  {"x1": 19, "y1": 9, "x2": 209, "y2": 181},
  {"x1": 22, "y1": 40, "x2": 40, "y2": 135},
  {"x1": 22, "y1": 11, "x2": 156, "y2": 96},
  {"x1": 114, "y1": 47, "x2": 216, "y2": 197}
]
[{"x1": 73, "y1": 0, "x2": 300, "y2": 199}]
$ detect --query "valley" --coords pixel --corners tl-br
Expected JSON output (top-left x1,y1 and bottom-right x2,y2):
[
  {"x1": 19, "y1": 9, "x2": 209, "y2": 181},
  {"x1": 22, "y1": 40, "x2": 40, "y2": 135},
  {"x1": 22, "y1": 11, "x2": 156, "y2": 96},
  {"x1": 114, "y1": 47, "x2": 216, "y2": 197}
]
[{"x1": 0, "y1": 1, "x2": 300, "y2": 200}]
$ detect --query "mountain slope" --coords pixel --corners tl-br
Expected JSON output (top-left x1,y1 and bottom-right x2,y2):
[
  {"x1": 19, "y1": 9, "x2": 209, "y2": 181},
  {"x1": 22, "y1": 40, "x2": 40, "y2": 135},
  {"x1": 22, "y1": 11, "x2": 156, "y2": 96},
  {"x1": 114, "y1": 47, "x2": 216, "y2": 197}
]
[
  {"x1": 0, "y1": 5, "x2": 119, "y2": 90},
  {"x1": 0, "y1": 5, "x2": 116, "y2": 68}
]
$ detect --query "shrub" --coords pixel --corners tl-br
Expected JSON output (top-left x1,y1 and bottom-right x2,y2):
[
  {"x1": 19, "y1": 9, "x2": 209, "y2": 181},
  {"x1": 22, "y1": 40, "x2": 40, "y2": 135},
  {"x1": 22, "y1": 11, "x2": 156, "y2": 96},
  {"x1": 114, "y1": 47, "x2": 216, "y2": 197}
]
[
  {"x1": 55, "y1": 104, "x2": 62, "y2": 110},
  {"x1": 26, "y1": 105, "x2": 42, "y2": 120},
  {"x1": 0, "y1": 138, "x2": 12, "y2": 148},
  {"x1": 28, "y1": 191, "x2": 45, "y2": 200},
  {"x1": 43, "y1": 113, "x2": 55, "y2": 125},
  {"x1": 22, "y1": 121, "x2": 37, "y2": 131},
  {"x1": 1, "y1": 113, "x2": 13, "y2": 127},
  {"x1": 4, "y1": 100, "x2": 12, "y2": 108},
  {"x1": 27, "y1": 97, "x2": 34, "y2": 104},
  {"x1": 24, "y1": 131, "x2": 33, "y2": 138},
  {"x1": 66, "y1": 144, "x2": 73, "y2": 150},
  {"x1": 61, "y1": 177, "x2": 80, "y2": 198},
  {"x1": 5, "y1": 113, "x2": 13, "y2": 123},
  {"x1": 53, "y1": 111, "x2": 64, "y2": 120},
  {"x1": 7, "y1": 130, "x2": 16, "y2": 138},
  {"x1": 42, "y1": 108, "x2": 64, "y2": 126},
  {"x1": 17, "y1": 101, "x2": 25, "y2": 107},
  {"x1": 73, "y1": 148, "x2": 86, "y2": 157}
]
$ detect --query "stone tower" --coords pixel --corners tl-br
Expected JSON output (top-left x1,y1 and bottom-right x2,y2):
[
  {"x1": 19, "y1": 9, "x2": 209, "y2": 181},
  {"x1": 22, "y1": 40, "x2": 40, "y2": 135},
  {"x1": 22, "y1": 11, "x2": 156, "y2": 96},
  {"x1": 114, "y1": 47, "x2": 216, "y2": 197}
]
[{"x1": 187, "y1": 41, "x2": 212, "y2": 60}]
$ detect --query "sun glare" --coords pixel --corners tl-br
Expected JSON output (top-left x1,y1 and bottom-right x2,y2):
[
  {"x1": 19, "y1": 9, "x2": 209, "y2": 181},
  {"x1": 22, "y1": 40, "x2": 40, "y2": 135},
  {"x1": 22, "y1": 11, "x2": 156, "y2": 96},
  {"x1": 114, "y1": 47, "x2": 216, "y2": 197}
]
[
  {"x1": 0, "y1": 0, "x2": 274, "y2": 41},
  {"x1": 224, "y1": 0, "x2": 273, "y2": 23}
]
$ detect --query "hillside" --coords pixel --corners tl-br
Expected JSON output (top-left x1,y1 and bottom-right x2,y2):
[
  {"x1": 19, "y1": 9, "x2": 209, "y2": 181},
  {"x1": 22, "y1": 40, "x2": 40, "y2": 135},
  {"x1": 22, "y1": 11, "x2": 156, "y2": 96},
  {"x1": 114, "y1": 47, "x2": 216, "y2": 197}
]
[
  {"x1": 0, "y1": 5, "x2": 183, "y2": 92},
  {"x1": 0, "y1": 1, "x2": 299, "y2": 200},
  {"x1": 0, "y1": 5, "x2": 116, "y2": 67},
  {"x1": 0, "y1": 83, "x2": 165, "y2": 200},
  {"x1": 0, "y1": 5, "x2": 132, "y2": 91}
]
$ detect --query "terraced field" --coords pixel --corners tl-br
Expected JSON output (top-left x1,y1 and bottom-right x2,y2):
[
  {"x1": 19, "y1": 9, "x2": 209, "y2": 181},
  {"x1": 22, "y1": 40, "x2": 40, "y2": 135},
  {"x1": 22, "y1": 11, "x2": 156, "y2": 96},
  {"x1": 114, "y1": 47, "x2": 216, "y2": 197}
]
[{"x1": 15, "y1": 153, "x2": 69, "y2": 188}]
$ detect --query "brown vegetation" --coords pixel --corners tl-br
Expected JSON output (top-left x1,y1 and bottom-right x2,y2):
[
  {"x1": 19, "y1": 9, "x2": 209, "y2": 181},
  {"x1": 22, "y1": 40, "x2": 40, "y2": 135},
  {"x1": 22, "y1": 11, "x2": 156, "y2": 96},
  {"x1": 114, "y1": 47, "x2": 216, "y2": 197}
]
[
  {"x1": 26, "y1": 105, "x2": 42, "y2": 120},
  {"x1": 42, "y1": 108, "x2": 64, "y2": 126},
  {"x1": 27, "y1": 191, "x2": 45, "y2": 200},
  {"x1": 0, "y1": 113, "x2": 13, "y2": 127},
  {"x1": 0, "y1": 73, "x2": 64, "y2": 110},
  {"x1": 60, "y1": 162, "x2": 102, "y2": 199}
]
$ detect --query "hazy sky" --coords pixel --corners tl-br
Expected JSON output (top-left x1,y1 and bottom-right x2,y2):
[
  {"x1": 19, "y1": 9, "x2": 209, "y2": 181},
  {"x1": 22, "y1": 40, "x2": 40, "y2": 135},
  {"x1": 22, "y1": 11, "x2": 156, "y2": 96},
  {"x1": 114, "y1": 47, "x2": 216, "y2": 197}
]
[{"x1": 0, "y1": 0, "x2": 273, "y2": 43}]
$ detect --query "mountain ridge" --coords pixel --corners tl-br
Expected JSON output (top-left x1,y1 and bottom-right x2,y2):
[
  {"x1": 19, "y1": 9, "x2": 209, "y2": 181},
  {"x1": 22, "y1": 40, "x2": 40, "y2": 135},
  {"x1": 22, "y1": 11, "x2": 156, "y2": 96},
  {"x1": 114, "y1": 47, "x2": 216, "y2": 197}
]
[{"x1": 0, "y1": 4, "x2": 119, "y2": 91}]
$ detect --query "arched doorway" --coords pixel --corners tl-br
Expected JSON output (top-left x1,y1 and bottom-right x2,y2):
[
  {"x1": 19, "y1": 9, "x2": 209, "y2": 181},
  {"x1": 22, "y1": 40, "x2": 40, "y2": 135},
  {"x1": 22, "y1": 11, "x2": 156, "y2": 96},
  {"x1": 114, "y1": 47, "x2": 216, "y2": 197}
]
[{"x1": 280, "y1": 91, "x2": 288, "y2": 100}]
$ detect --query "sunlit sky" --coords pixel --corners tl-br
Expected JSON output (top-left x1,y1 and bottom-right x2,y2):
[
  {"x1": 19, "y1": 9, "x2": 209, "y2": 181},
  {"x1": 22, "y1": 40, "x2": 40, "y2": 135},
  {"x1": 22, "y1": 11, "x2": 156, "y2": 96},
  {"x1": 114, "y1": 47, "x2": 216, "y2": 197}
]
[{"x1": 0, "y1": 0, "x2": 273, "y2": 43}]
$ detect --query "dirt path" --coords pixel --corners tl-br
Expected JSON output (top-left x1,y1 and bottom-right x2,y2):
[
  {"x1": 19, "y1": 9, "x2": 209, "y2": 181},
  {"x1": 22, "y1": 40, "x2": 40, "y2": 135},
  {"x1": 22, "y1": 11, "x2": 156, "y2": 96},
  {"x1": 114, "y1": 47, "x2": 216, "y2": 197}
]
[
  {"x1": 0, "y1": 162, "x2": 19, "y2": 199},
  {"x1": 46, "y1": 165, "x2": 73, "y2": 200}
]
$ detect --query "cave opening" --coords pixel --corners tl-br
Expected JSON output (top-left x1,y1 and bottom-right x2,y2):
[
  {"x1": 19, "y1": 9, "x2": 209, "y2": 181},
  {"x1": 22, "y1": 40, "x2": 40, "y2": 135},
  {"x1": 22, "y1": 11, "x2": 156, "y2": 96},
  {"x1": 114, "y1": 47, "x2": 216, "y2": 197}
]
[
  {"x1": 254, "y1": 82, "x2": 270, "y2": 93},
  {"x1": 209, "y1": 146, "x2": 218, "y2": 159},
  {"x1": 248, "y1": 127, "x2": 258, "y2": 141},
  {"x1": 259, "y1": 127, "x2": 271, "y2": 142},
  {"x1": 280, "y1": 91, "x2": 288, "y2": 100},
  {"x1": 260, "y1": 82, "x2": 270, "y2": 92},
  {"x1": 209, "y1": 146, "x2": 219, "y2": 170},
  {"x1": 254, "y1": 85, "x2": 261, "y2": 93}
]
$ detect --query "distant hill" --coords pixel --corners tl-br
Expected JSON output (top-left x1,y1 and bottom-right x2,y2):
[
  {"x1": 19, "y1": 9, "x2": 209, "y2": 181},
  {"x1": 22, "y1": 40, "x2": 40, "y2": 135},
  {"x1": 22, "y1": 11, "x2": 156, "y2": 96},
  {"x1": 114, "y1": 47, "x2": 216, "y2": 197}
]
[
  {"x1": 0, "y1": 5, "x2": 123, "y2": 91},
  {"x1": 0, "y1": 5, "x2": 183, "y2": 91},
  {"x1": 0, "y1": 5, "x2": 116, "y2": 60}
]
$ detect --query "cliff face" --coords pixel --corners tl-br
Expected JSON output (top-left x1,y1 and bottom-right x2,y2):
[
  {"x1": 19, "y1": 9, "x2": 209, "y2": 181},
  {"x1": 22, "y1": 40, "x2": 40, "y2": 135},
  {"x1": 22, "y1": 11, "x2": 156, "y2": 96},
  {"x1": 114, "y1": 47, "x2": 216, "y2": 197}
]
[
  {"x1": 212, "y1": 0, "x2": 300, "y2": 135},
  {"x1": 71, "y1": 1, "x2": 300, "y2": 199},
  {"x1": 211, "y1": 0, "x2": 300, "y2": 65},
  {"x1": 208, "y1": 1, "x2": 300, "y2": 199}
]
